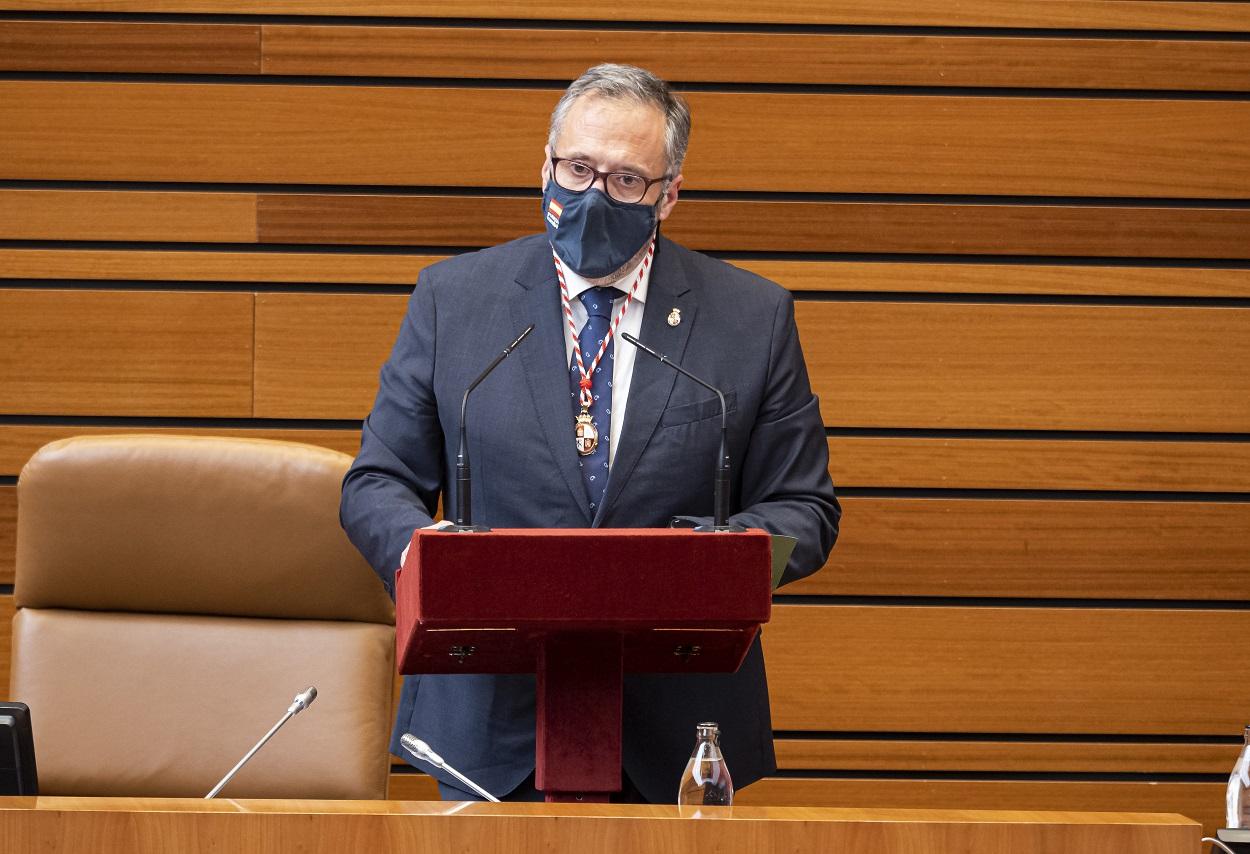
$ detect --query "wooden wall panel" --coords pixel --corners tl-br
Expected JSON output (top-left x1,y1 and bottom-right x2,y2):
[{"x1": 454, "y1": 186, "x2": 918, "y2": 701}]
[
  {"x1": 0, "y1": 21, "x2": 259, "y2": 74},
  {"x1": 764, "y1": 605, "x2": 1250, "y2": 734},
  {"x1": 6, "y1": 1, "x2": 1249, "y2": 31},
  {"x1": 772, "y1": 739, "x2": 1239, "y2": 775},
  {"x1": 787, "y1": 498, "x2": 1250, "y2": 600},
  {"x1": 258, "y1": 195, "x2": 1250, "y2": 259},
  {"x1": 7, "y1": 249, "x2": 1250, "y2": 299},
  {"x1": 827, "y1": 437, "x2": 1250, "y2": 492},
  {"x1": 253, "y1": 294, "x2": 402, "y2": 419},
  {"x1": 3, "y1": 3, "x2": 1247, "y2": 821},
  {"x1": 261, "y1": 26, "x2": 1250, "y2": 91},
  {"x1": 0, "y1": 290, "x2": 255, "y2": 417},
  {"x1": 0, "y1": 190, "x2": 256, "y2": 244},
  {"x1": 804, "y1": 302, "x2": 1250, "y2": 432},
  {"x1": 0, "y1": 488, "x2": 14, "y2": 588},
  {"x1": 5, "y1": 83, "x2": 1248, "y2": 197}
]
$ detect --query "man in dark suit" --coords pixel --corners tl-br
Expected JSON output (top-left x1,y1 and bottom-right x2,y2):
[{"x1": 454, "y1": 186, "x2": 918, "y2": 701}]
[{"x1": 340, "y1": 63, "x2": 839, "y2": 803}]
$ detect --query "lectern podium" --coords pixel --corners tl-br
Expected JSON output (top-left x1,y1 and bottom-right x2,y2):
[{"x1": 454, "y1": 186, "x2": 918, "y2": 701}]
[{"x1": 395, "y1": 528, "x2": 774, "y2": 801}]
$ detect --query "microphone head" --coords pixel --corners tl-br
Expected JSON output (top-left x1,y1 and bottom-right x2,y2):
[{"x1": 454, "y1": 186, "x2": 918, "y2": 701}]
[
  {"x1": 288, "y1": 686, "x2": 318, "y2": 715},
  {"x1": 400, "y1": 733, "x2": 444, "y2": 767}
]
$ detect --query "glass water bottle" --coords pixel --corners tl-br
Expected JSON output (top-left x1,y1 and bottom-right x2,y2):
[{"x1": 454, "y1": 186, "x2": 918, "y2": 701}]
[
  {"x1": 1228, "y1": 725, "x2": 1250, "y2": 829},
  {"x1": 677, "y1": 722, "x2": 733, "y2": 806}
]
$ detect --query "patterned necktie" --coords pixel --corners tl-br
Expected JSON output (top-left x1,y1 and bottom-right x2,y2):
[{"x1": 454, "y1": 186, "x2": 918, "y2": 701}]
[{"x1": 569, "y1": 286, "x2": 621, "y2": 515}]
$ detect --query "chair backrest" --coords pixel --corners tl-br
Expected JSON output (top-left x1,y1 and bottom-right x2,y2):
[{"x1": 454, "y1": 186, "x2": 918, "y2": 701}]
[{"x1": 11, "y1": 435, "x2": 395, "y2": 799}]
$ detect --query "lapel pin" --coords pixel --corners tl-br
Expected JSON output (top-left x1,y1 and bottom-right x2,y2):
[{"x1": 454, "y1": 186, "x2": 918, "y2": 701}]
[{"x1": 667, "y1": 308, "x2": 681, "y2": 327}]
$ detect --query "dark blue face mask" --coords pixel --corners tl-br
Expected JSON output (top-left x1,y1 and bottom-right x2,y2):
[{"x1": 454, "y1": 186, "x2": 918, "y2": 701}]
[{"x1": 543, "y1": 180, "x2": 657, "y2": 279}]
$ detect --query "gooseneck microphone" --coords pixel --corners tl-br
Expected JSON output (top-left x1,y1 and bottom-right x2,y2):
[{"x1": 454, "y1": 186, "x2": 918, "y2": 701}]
[
  {"x1": 400, "y1": 733, "x2": 500, "y2": 802},
  {"x1": 622, "y1": 333, "x2": 744, "y2": 532},
  {"x1": 205, "y1": 686, "x2": 318, "y2": 799},
  {"x1": 455, "y1": 324, "x2": 536, "y2": 532}
]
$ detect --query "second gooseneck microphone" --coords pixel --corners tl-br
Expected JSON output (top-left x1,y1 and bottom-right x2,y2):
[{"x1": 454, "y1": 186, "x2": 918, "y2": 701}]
[
  {"x1": 622, "y1": 333, "x2": 744, "y2": 532},
  {"x1": 455, "y1": 324, "x2": 535, "y2": 531},
  {"x1": 400, "y1": 733, "x2": 500, "y2": 802}
]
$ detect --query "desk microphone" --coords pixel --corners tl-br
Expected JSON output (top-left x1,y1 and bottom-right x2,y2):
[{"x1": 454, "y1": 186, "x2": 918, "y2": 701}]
[
  {"x1": 400, "y1": 733, "x2": 500, "y2": 802},
  {"x1": 204, "y1": 686, "x2": 317, "y2": 799},
  {"x1": 454, "y1": 324, "x2": 536, "y2": 532},
  {"x1": 622, "y1": 333, "x2": 744, "y2": 532}
]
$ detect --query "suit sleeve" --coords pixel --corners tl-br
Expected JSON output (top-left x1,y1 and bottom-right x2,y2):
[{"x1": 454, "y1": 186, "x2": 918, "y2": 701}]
[
  {"x1": 678, "y1": 290, "x2": 840, "y2": 587},
  {"x1": 340, "y1": 273, "x2": 445, "y2": 597}
]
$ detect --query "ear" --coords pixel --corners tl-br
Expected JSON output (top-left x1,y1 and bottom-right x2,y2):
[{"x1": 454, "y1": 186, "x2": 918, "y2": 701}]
[
  {"x1": 540, "y1": 145, "x2": 552, "y2": 187},
  {"x1": 656, "y1": 173, "x2": 682, "y2": 222}
]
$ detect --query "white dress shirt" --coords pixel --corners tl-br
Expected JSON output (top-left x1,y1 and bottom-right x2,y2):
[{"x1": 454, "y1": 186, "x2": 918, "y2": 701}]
[{"x1": 557, "y1": 248, "x2": 652, "y2": 468}]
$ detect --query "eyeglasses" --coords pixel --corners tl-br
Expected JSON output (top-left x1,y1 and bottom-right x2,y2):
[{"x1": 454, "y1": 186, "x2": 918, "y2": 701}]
[{"x1": 550, "y1": 157, "x2": 669, "y2": 204}]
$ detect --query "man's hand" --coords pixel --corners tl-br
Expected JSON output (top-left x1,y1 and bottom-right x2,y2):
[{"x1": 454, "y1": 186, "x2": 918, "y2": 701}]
[{"x1": 399, "y1": 520, "x2": 456, "y2": 568}]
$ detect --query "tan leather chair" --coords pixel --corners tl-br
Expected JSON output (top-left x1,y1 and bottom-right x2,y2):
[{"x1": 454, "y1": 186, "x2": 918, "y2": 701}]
[{"x1": 11, "y1": 435, "x2": 396, "y2": 799}]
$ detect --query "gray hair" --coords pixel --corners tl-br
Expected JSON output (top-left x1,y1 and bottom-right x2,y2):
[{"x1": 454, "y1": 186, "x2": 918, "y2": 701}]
[{"x1": 548, "y1": 64, "x2": 692, "y2": 176}]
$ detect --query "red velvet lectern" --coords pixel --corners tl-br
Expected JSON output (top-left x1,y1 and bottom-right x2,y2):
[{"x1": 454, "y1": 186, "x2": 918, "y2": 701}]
[{"x1": 395, "y1": 528, "x2": 774, "y2": 802}]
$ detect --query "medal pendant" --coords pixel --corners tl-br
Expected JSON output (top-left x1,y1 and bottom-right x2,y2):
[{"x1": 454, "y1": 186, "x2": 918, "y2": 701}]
[{"x1": 574, "y1": 409, "x2": 599, "y2": 456}]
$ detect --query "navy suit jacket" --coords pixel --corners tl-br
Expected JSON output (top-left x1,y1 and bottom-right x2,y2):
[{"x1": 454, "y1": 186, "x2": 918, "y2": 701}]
[{"x1": 340, "y1": 232, "x2": 839, "y2": 802}]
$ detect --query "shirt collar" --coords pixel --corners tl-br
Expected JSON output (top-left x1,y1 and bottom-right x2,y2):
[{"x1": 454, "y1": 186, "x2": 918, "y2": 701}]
[{"x1": 555, "y1": 241, "x2": 653, "y2": 306}]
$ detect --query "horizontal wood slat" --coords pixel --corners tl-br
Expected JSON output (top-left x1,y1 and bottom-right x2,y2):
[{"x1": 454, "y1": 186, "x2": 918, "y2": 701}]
[
  {"x1": 736, "y1": 779, "x2": 1222, "y2": 838},
  {"x1": 260, "y1": 195, "x2": 1250, "y2": 259},
  {"x1": 5, "y1": 83, "x2": 1248, "y2": 197},
  {"x1": 0, "y1": 21, "x2": 259, "y2": 74},
  {"x1": 8, "y1": 191, "x2": 1247, "y2": 260},
  {"x1": 2, "y1": 429, "x2": 1246, "y2": 597},
  {"x1": 735, "y1": 261, "x2": 1250, "y2": 297},
  {"x1": 246, "y1": 295, "x2": 1250, "y2": 427},
  {"x1": 6, "y1": 249, "x2": 1250, "y2": 297},
  {"x1": 0, "y1": 190, "x2": 256, "y2": 244},
  {"x1": 253, "y1": 293, "x2": 402, "y2": 419},
  {"x1": 804, "y1": 301, "x2": 1250, "y2": 431},
  {"x1": 829, "y1": 437, "x2": 1250, "y2": 492},
  {"x1": 0, "y1": 289, "x2": 255, "y2": 417},
  {"x1": 0, "y1": 249, "x2": 443, "y2": 286},
  {"x1": 0, "y1": 488, "x2": 14, "y2": 588},
  {"x1": 787, "y1": 497, "x2": 1250, "y2": 600},
  {"x1": 765, "y1": 605, "x2": 1250, "y2": 734},
  {"x1": 5, "y1": 1, "x2": 1249, "y2": 31},
  {"x1": 3, "y1": 427, "x2": 1247, "y2": 494},
  {"x1": 3, "y1": 493, "x2": 1245, "y2": 599},
  {"x1": 773, "y1": 738, "x2": 1240, "y2": 774},
  {"x1": 261, "y1": 26, "x2": 1250, "y2": 91},
  {"x1": 251, "y1": 294, "x2": 1250, "y2": 429}
]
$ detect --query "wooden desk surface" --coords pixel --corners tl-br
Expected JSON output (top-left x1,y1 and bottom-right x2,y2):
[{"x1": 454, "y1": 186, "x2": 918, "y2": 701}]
[{"x1": 0, "y1": 797, "x2": 1202, "y2": 853}]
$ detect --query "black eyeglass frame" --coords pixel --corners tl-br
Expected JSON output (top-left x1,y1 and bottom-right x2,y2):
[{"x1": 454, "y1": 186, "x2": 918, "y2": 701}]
[{"x1": 550, "y1": 156, "x2": 671, "y2": 204}]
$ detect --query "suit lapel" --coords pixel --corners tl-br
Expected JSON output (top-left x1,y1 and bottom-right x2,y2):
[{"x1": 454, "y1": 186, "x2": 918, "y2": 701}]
[
  {"x1": 510, "y1": 244, "x2": 594, "y2": 525},
  {"x1": 598, "y1": 237, "x2": 696, "y2": 523}
]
